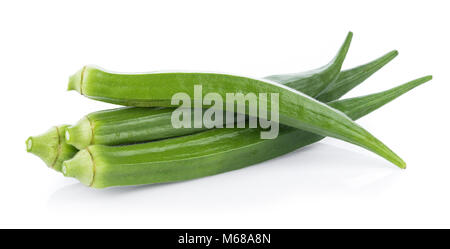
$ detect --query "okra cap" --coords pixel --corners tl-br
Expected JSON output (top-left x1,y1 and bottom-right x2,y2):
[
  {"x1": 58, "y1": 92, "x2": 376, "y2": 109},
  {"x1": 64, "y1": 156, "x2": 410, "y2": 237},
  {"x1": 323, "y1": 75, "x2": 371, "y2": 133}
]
[
  {"x1": 67, "y1": 66, "x2": 86, "y2": 93},
  {"x1": 62, "y1": 149, "x2": 95, "y2": 186},
  {"x1": 26, "y1": 126, "x2": 59, "y2": 167},
  {"x1": 65, "y1": 116, "x2": 93, "y2": 150},
  {"x1": 26, "y1": 125, "x2": 78, "y2": 171}
]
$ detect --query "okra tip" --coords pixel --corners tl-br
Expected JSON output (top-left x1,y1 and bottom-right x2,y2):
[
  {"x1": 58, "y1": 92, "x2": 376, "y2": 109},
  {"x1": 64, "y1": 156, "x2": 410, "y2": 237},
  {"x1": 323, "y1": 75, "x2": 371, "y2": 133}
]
[
  {"x1": 382, "y1": 50, "x2": 399, "y2": 64},
  {"x1": 381, "y1": 147, "x2": 406, "y2": 169},
  {"x1": 399, "y1": 75, "x2": 432, "y2": 89},
  {"x1": 331, "y1": 31, "x2": 353, "y2": 67},
  {"x1": 397, "y1": 159, "x2": 407, "y2": 169},
  {"x1": 345, "y1": 31, "x2": 353, "y2": 45},
  {"x1": 375, "y1": 130, "x2": 408, "y2": 169},
  {"x1": 365, "y1": 74, "x2": 433, "y2": 169},
  {"x1": 384, "y1": 151, "x2": 407, "y2": 169},
  {"x1": 341, "y1": 31, "x2": 353, "y2": 52}
]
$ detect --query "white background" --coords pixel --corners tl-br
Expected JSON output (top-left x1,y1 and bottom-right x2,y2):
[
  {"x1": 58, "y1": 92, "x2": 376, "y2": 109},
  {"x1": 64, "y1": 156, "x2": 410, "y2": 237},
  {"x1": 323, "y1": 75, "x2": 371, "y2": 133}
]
[{"x1": 1, "y1": 0, "x2": 449, "y2": 228}]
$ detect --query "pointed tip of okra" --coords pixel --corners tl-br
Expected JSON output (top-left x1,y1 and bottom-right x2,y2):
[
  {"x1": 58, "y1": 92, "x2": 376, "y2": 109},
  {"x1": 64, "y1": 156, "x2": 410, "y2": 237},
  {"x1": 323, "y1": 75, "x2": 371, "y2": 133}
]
[
  {"x1": 366, "y1": 49, "x2": 398, "y2": 70},
  {"x1": 415, "y1": 75, "x2": 432, "y2": 85},
  {"x1": 379, "y1": 146, "x2": 407, "y2": 169},
  {"x1": 333, "y1": 74, "x2": 433, "y2": 120},
  {"x1": 384, "y1": 50, "x2": 399, "y2": 64},
  {"x1": 327, "y1": 74, "x2": 432, "y2": 170},
  {"x1": 27, "y1": 125, "x2": 78, "y2": 172},
  {"x1": 342, "y1": 31, "x2": 353, "y2": 50},
  {"x1": 384, "y1": 50, "x2": 399, "y2": 63},
  {"x1": 335, "y1": 31, "x2": 353, "y2": 64},
  {"x1": 405, "y1": 75, "x2": 433, "y2": 91},
  {"x1": 377, "y1": 144, "x2": 406, "y2": 169},
  {"x1": 67, "y1": 66, "x2": 86, "y2": 93},
  {"x1": 344, "y1": 74, "x2": 431, "y2": 170},
  {"x1": 396, "y1": 159, "x2": 407, "y2": 169},
  {"x1": 399, "y1": 75, "x2": 432, "y2": 90},
  {"x1": 381, "y1": 49, "x2": 398, "y2": 59},
  {"x1": 314, "y1": 31, "x2": 353, "y2": 86},
  {"x1": 322, "y1": 31, "x2": 353, "y2": 77},
  {"x1": 347, "y1": 31, "x2": 354, "y2": 38},
  {"x1": 316, "y1": 49, "x2": 400, "y2": 103},
  {"x1": 362, "y1": 75, "x2": 433, "y2": 169},
  {"x1": 391, "y1": 50, "x2": 399, "y2": 57}
]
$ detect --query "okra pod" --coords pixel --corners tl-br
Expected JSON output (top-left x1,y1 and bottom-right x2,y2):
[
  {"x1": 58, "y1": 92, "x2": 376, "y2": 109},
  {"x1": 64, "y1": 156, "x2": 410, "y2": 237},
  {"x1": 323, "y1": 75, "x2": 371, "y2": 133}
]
[
  {"x1": 66, "y1": 49, "x2": 397, "y2": 150},
  {"x1": 35, "y1": 49, "x2": 397, "y2": 171},
  {"x1": 30, "y1": 38, "x2": 395, "y2": 170},
  {"x1": 54, "y1": 49, "x2": 397, "y2": 171},
  {"x1": 63, "y1": 76, "x2": 431, "y2": 188},
  {"x1": 68, "y1": 60, "x2": 407, "y2": 167},
  {"x1": 26, "y1": 125, "x2": 78, "y2": 172}
]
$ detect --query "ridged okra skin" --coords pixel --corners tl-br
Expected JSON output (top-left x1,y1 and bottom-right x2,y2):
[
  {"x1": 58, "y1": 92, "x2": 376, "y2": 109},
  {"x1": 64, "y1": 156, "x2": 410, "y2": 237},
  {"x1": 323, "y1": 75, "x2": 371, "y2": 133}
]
[
  {"x1": 26, "y1": 125, "x2": 78, "y2": 172},
  {"x1": 66, "y1": 48, "x2": 397, "y2": 150},
  {"x1": 65, "y1": 126, "x2": 322, "y2": 187},
  {"x1": 63, "y1": 76, "x2": 431, "y2": 188},
  {"x1": 66, "y1": 33, "x2": 355, "y2": 150},
  {"x1": 65, "y1": 107, "x2": 205, "y2": 149},
  {"x1": 65, "y1": 48, "x2": 399, "y2": 166}
]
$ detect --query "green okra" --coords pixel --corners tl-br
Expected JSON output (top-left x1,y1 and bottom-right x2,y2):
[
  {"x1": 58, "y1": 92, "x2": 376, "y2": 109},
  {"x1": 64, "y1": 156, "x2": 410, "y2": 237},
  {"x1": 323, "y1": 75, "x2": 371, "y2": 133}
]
[
  {"x1": 26, "y1": 125, "x2": 78, "y2": 172},
  {"x1": 66, "y1": 48, "x2": 398, "y2": 150},
  {"x1": 68, "y1": 42, "x2": 407, "y2": 168},
  {"x1": 29, "y1": 35, "x2": 395, "y2": 171},
  {"x1": 63, "y1": 76, "x2": 431, "y2": 188},
  {"x1": 65, "y1": 33, "x2": 354, "y2": 150}
]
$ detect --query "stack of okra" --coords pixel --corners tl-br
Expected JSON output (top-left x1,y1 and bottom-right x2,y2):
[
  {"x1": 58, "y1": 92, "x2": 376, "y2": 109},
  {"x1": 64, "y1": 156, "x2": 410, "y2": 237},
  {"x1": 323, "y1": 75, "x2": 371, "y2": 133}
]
[{"x1": 26, "y1": 32, "x2": 432, "y2": 188}]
